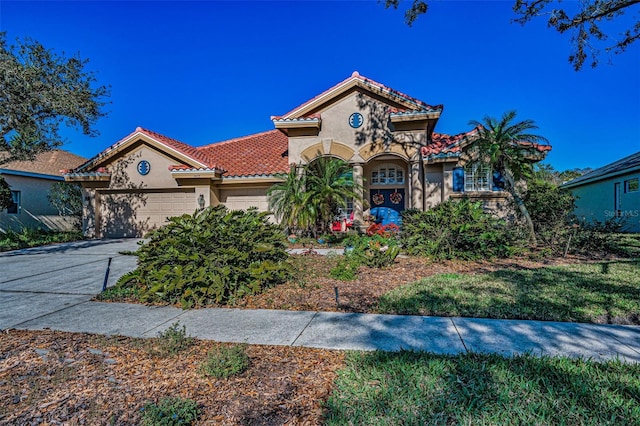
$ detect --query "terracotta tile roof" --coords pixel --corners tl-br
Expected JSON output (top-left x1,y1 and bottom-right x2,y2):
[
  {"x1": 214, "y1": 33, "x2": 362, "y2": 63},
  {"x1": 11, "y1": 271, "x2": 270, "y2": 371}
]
[
  {"x1": 197, "y1": 130, "x2": 289, "y2": 177},
  {"x1": 421, "y1": 128, "x2": 552, "y2": 159},
  {"x1": 274, "y1": 71, "x2": 442, "y2": 120},
  {"x1": 1, "y1": 150, "x2": 86, "y2": 176},
  {"x1": 134, "y1": 127, "x2": 212, "y2": 167},
  {"x1": 421, "y1": 129, "x2": 479, "y2": 157}
]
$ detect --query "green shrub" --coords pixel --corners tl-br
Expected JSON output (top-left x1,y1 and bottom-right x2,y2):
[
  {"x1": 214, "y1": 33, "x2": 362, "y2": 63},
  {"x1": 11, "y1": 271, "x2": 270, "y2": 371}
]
[
  {"x1": 141, "y1": 397, "x2": 200, "y2": 426},
  {"x1": 329, "y1": 233, "x2": 400, "y2": 280},
  {"x1": 114, "y1": 206, "x2": 292, "y2": 306},
  {"x1": 0, "y1": 228, "x2": 83, "y2": 252},
  {"x1": 570, "y1": 218, "x2": 628, "y2": 256},
  {"x1": 153, "y1": 322, "x2": 194, "y2": 357},
  {"x1": 400, "y1": 200, "x2": 523, "y2": 260},
  {"x1": 198, "y1": 344, "x2": 250, "y2": 379},
  {"x1": 330, "y1": 255, "x2": 360, "y2": 281}
]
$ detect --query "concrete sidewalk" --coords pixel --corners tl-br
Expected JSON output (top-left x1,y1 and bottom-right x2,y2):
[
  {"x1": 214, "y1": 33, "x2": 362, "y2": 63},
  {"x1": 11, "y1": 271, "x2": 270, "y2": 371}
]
[{"x1": 1, "y1": 239, "x2": 639, "y2": 363}]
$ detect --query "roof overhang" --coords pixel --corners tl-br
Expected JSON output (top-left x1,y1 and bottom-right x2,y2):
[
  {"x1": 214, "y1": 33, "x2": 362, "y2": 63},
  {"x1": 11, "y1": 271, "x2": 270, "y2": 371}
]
[
  {"x1": 272, "y1": 117, "x2": 321, "y2": 129},
  {"x1": 390, "y1": 110, "x2": 442, "y2": 123},
  {"x1": 76, "y1": 129, "x2": 208, "y2": 173},
  {"x1": 0, "y1": 168, "x2": 65, "y2": 181},
  {"x1": 561, "y1": 165, "x2": 640, "y2": 189},
  {"x1": 64, "y1": 171, "x2": 112, "y2": 183},
  {"x1": 169, "y1": 167, "x2": 223, "y2": 180}
]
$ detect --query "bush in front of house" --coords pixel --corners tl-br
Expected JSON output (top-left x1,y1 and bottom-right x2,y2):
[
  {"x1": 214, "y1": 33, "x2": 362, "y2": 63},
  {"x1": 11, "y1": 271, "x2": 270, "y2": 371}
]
[
  {"x1": 400, "y1": 200, "x2": 524, "y2": 260},
  {"x1": 115, "y1": 206, "x2": 291, "y2": 307}
]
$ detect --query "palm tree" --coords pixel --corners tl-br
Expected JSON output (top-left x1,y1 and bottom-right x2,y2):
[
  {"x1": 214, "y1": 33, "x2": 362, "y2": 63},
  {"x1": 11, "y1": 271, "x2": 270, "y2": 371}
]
[
  {"x1": 305, "y1": 157, "x2": 362, "y2": 235},
  {"x1": 267, "y1": 165, "x2": 315, "y2": 235},
  {"x1": 461, "y1": 110, "x2": 550, "y2": 246}
]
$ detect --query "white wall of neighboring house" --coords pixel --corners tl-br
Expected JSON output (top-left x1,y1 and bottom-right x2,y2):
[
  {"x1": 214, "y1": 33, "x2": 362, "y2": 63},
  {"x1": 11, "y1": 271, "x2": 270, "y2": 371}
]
[{"x1": 0, "y1": 172, "x2": 76, "y2": 232}]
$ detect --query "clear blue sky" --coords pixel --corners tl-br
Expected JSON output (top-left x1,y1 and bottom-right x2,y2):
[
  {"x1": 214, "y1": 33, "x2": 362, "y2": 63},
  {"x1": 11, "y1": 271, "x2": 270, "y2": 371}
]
[{"x1": 2, "y1": 1, "x2": 639, "y2": 171}]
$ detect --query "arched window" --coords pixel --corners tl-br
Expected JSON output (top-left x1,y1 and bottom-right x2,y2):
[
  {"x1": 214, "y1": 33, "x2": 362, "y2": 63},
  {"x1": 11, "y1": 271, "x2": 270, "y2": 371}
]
[{"x1": 371, "y1": 164, "x2": 405, "y2": 185}]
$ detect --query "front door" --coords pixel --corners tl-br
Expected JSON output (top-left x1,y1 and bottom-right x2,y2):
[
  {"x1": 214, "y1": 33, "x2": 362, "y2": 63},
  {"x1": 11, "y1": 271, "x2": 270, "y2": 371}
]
[{"x1": 370, "y1": 188, "x2": 405, "y2": 226}]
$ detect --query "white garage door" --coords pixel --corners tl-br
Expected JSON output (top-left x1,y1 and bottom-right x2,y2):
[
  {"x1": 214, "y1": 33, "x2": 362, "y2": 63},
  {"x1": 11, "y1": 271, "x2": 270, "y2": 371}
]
[
  {"x1": 100, "y1": 189, "x2": 195, "y2": 238},
  {"x1": 221, "y1": 188, "x2": 269, "y2": 212}
]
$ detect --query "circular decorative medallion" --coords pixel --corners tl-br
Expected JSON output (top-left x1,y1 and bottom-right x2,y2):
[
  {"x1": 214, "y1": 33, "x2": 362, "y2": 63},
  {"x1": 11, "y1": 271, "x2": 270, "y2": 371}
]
[
  {"x1": 372, "y1": 193, "x2": 385, "y2": 205},
  {"x1": 349, "y1": 112, "x2": 363, "y2": 128},
  {"x1": 390, "y1": 191, "x2": 403, "y2": 205},
  {"x1": 137, "y1": 160, "x2": 151, "y2": 176}
]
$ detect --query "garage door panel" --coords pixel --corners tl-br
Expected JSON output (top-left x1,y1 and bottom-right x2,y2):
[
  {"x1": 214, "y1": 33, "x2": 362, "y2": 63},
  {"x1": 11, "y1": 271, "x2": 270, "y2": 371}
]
[{"x1": 100, "y1": 189, "x2": 195, "y2": 238}]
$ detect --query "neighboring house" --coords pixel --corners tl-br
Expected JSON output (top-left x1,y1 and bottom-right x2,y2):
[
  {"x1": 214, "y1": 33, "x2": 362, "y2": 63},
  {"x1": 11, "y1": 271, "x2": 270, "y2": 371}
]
[
  {"x1": 561, "y1": 151, "x2": 640, "y2": 232},
  {"x1": 1, "y1": 150, "x2": 86, "y2": 232},
  {"x1": 66, "y1": 72, "x2": 551, "y2": 238}
]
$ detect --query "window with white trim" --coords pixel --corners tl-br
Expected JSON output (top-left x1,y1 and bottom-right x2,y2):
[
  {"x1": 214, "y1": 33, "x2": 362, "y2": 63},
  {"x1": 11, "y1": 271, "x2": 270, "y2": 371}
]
[
  {"x1": 625, "y1": 178, "x2": 638, "y2": 193},
  {"x1": 371, "y1": 164, "x2": 405, "y2": 185},
  {"x1": 464, "y1": 164, "x2": 491, "y2": 192},
  {"x1": 7, "y1": 190, "x2": 20, "y2": 214}
]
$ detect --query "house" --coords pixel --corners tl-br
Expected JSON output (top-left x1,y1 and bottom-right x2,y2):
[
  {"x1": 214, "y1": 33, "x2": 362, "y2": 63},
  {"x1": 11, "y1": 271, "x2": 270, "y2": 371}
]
[
  {"x1": 561, "y1": 151, "x2": 640, "y2": 232},
  {"x1": 66, "y1": 72, "x2": 551, "y2": 238},
  {"x1": 1, "y1": 150, "x2": 86, "y2": 232}
]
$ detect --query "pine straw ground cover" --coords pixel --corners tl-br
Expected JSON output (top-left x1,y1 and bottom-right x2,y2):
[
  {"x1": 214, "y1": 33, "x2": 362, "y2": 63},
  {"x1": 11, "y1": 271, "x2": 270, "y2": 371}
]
[{"x1": 0, "y1": 329, "x2": 344, "y2": 425}]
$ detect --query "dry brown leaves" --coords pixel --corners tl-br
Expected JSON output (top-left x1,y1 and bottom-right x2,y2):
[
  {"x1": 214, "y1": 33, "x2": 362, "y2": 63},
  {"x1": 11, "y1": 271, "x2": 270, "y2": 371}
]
[{"x1": 0, "y1": 329, "x2": 344, "y2": 425}]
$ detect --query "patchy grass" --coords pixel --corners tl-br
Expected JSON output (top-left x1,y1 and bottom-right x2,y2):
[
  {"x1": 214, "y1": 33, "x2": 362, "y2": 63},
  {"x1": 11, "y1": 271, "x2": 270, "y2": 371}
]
[
  {"x1": 326, "y1": 351, "x2": 640, "y2": 425},
  {"x1": 0, "y1": 228, "x2": 82, "y2": 252},
  {"x1": 378, "y1": 262, "x2": 640, "y2": 324}
]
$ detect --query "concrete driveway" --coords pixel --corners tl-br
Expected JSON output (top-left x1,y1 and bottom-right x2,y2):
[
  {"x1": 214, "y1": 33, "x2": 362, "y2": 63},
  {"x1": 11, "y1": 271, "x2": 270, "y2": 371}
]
[{"x1": 0, "y1": 239, "x2": 140, "y2": 330}]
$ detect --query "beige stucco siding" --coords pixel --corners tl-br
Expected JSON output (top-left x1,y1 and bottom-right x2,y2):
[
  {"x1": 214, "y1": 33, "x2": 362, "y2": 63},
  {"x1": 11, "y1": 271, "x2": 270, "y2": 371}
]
[
  {"x1": 288, "y1": 92, "x2": 425, "y2": 165},
  {"x1": 570, "y1": 172, "x2": 640, "y2": 232},
  {"x1": 0, "y1": 174, "x2": 76, "y2": 232},
  {"x1": 104, "y1": 145, "x2": 186, "y2": 190}
]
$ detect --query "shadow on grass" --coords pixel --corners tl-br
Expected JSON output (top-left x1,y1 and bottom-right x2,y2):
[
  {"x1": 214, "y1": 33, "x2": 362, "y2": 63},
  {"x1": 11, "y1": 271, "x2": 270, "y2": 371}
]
[
  {"x1": 325, "y1": 350, "x2": 640, "y2": 425},
  {"x1": 377, "y1": 263, "x2": 640, "y2": 324}
]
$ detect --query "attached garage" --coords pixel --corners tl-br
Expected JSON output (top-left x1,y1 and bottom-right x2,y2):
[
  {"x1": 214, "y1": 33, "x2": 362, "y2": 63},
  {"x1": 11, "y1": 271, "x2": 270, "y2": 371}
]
[
  {"x1": 99, "y1": 188, "x2": 196, "y2": 238},
  {"x1": 220, "y1": 187, "x2": 269, "y2": 211}
]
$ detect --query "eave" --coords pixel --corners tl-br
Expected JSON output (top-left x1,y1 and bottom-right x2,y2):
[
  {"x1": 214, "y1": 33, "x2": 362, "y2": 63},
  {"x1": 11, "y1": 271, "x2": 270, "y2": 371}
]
[{"x1": 272, "y1": 117, "x2": 321, "y2": 129}]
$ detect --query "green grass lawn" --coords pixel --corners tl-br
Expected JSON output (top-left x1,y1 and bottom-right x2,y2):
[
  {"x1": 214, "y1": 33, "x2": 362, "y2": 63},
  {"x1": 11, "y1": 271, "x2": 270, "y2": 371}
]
[
  {"x1": 378, "y1": 262, "x2": 640, "y2": 323},
  {"x1": 326, "y1": 351, "x2": 640, "y2": 425}
]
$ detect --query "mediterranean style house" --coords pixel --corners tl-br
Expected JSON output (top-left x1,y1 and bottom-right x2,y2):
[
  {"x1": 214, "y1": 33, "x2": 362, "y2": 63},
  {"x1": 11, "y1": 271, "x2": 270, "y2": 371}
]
[
  {"x1": 65, "y1": 72, "x2": 551, "y2": 238},
  {"x1": 1, "y1": 150, "x2": 86, "y2": 232},
  {"x1": 561, "y1": 151, "x2": 639, "y2": 232}
]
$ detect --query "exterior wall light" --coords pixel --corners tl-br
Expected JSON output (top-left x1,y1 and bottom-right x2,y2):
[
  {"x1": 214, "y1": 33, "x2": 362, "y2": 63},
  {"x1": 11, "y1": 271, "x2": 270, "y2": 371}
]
[{"x1": 198, "y1": 194, "x2": 205, "y2": 209}]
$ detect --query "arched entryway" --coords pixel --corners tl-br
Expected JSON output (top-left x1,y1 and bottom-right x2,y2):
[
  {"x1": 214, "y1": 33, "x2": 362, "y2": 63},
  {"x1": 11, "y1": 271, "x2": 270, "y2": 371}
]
[{"x1": 366, "y1": 160, "x2": 408, "y2": 226}]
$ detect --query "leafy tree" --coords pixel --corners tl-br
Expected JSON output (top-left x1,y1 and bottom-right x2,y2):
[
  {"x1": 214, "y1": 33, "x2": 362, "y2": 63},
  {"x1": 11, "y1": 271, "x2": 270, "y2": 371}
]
[
  {"x1": 0, "y1": 178, "x2": 11, "y2": 210},
  {"x1": 305, "y1": 157, "x2": 362, "y2": 235},
  {"x1": 0, "y1": 32, "x2": 109, "y2": 165},
  {"x1": 47, "y1": 182, "x2": 83, "y2": 229},
  {"x1": 533, "y1": 163, "x2": 591, "y2": 186},
  {"x1": 267, "y1": 165, "x2": 315, "y2": 234},
  {"x1": 267, "y1": 157, "x2": 362, "y2": 236},
  {"x1": 459, "y1": 110, "x2": 550, "y2": 246},
  {"x1": 383, "y1": 0, "x2": 639, "y2": 70}
]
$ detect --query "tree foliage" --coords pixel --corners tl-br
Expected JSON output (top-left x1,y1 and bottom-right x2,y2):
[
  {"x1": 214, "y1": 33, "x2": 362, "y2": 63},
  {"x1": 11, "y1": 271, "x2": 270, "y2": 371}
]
[
  {"x1": 268, "y1": 157, "x2": 362, "y2": 236},
  {"x1": 383, "y1": 0, "x2": 640, "y2": 70},
  {"x1": 0, "y1": 32, "x2": 109, "y2": 166},
  {"x1": 459, "y1": 110, "x2": 550, "y2": 246},
  {"x1": 47, "y1": 182, "x2": 83, "y2": 229},
  {"x1": 0, "y1": 178, "x2": 11, "y2": 210}
]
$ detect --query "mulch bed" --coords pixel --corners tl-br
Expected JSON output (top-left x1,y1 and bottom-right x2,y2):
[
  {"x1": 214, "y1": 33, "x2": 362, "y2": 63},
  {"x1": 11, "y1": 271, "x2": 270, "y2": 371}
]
[
  {"x1": 0, "y1": 329, "x2": 344, "y2": 425},
  {"x1": 236, "y1": 254, "x2": 581, "y2": 313}
]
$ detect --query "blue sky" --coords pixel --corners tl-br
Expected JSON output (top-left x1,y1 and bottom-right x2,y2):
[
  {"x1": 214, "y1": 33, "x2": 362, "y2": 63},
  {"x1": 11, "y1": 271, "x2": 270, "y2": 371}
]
[{"x1": 2, "y1": 0, "x2": 639, "y2": 171}]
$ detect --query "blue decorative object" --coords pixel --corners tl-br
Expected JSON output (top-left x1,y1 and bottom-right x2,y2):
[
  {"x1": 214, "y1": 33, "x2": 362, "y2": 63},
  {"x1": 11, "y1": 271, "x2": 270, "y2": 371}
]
[
  {"x1": 349, "y1": 112, "x2": 363, "y2": 128},
  {"x1": 137, "y1": 160, "x2": 150, "y2": 176}
]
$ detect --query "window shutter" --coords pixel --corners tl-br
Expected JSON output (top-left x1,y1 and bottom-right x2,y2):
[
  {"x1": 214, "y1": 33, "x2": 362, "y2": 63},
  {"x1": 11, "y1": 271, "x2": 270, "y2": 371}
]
[
  {"x1": 453, "y1": 167, "x2": 465, "y2": 192},
  {"x1": 492, "y1": 170, "x2": 505, "y2": 191}
]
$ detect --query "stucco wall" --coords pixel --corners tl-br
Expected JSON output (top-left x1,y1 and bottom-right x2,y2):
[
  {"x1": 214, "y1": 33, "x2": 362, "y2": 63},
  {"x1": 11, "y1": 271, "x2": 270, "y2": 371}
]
[
  {"x1": 570, "y1": 171, "x2": 640, "y2": 232},
  {"x1": 0, "y1": 174, "x2": 75, "y2": 232},
  {"x1": 288, "y1": 92, "x2": 425, "y2": 165},
  {"x1": 104, "y1": 145, "x2": 184, "y2": 190}
]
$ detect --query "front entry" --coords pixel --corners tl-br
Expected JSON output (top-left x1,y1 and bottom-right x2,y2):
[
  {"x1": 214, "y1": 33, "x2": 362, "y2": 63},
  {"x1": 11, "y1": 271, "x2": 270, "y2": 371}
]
[{"x1": 370, "y1": 188, "x2": 405, "y2": 226}]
